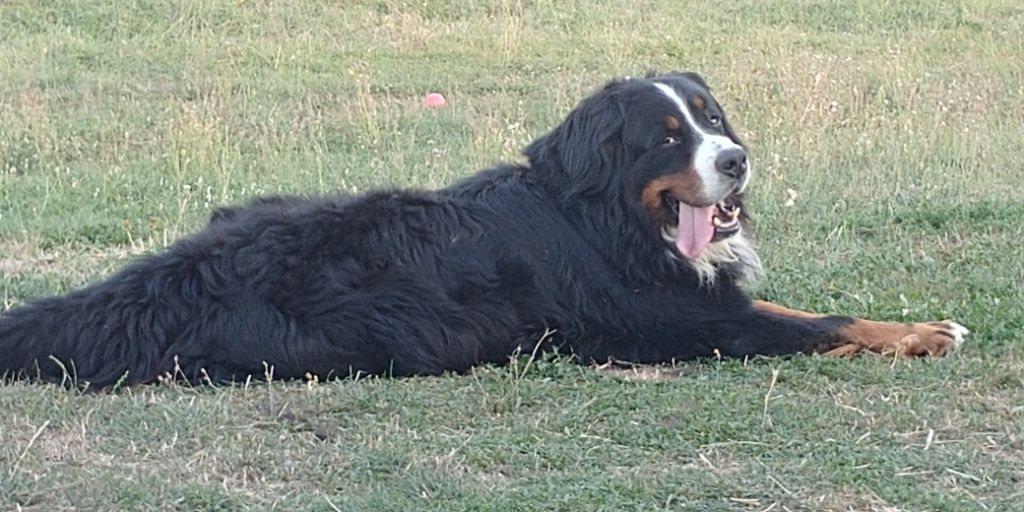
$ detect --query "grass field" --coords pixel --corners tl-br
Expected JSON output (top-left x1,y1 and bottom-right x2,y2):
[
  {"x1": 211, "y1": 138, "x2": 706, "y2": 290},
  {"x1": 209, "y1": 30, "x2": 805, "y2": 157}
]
[{"x1": 1, "y1": 1, "x2": 1023, "y2": 510}]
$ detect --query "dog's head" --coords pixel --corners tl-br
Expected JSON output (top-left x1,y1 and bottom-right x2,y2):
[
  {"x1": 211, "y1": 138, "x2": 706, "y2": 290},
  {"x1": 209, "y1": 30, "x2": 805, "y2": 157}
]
[{"x1": 526, "y1": 72, "x2": 759, "y2": 285}]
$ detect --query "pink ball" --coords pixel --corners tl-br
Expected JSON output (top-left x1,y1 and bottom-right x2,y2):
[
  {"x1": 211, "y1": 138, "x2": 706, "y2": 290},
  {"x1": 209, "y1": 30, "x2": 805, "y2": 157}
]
[{"x1": 424, "y1": 92, "x2": 447, "y2": 108}]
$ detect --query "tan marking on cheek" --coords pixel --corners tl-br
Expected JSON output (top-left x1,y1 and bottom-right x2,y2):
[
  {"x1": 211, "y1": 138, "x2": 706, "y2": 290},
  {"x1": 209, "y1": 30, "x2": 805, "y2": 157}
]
[
  {"x1": 692, "y1": 96, "x2": 705, "y2": 110},
  {"x1": 641, "y1": 171, "x2": 703, "y2": 222},
  {"x1": 665, "y1": 116, "x2": 681, "y2": 130}
]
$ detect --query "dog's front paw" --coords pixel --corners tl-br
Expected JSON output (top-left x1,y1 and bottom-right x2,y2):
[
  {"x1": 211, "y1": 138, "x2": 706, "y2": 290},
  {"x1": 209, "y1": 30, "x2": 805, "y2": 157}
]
[
  {"x1": 893, "y1": 321, "x2": 969, "y2": 357},
  {"x1": 827, "y1": 319, "x2": 970, "y2": 358}
]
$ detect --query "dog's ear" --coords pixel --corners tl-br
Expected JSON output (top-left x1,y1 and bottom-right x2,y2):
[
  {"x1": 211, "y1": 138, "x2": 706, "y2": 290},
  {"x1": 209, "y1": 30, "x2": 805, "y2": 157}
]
[{"x1": 524, "y1": 80, "x2": 626, "y2": 197}]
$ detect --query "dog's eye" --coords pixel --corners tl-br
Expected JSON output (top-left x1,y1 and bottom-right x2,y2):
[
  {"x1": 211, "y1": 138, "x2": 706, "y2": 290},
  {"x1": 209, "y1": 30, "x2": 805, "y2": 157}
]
[
  {"x1": 660, "y1": 135, "x2": 680, "y2": 146},
  {"x1": 708, "y1": 115, "x2": 722, "y2": 126}
]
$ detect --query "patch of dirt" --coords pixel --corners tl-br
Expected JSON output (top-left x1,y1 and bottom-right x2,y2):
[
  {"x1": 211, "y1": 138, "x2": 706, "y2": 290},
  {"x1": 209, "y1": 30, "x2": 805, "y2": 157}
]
[
  {"x1": 0, "y1": 240, "x2": 59, "y2": 277},
  {"x1": 0, "y1": 240, "x2": 148, "y2": 280},
  {"x1": 591, "y1": 360, "x2": 698, "y2": 381}
]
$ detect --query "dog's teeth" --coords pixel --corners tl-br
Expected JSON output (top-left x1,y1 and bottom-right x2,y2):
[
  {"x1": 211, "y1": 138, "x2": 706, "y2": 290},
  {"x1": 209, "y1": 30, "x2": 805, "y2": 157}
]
[{"x1": 713, "y1": 216, "x2": 739, "y2": 230}]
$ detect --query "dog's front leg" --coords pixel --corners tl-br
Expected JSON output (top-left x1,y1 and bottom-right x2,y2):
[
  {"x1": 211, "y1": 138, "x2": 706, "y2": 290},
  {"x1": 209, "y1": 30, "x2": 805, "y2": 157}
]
[{"x1": 752, "y1": 301, "x2": 969, "y2": 358}]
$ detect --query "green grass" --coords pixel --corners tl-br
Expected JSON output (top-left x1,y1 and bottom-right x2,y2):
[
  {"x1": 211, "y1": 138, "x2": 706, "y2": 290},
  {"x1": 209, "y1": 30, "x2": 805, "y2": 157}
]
[{"x1": 1, "y1": 0, "x2": 1023, "y2": 510}]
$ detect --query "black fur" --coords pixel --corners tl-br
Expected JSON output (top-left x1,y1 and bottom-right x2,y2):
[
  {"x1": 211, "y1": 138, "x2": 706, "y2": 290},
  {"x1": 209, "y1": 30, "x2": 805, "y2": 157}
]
[{"x1": 0, "y1": 73, "x2": 850, "y2": 389}]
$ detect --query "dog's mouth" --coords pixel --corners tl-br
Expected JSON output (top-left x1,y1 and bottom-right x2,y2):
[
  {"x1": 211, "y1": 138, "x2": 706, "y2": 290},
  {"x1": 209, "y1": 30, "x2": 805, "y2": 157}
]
[{"x1": 660, "y1": 194, "x2": 741, "y2": 260}]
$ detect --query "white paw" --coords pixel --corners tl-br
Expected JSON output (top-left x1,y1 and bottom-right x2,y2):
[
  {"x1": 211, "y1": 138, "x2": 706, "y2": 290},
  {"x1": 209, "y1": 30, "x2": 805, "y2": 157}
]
[{"x1": 947, "y1": 321, "x2": 970, "y2": 351}]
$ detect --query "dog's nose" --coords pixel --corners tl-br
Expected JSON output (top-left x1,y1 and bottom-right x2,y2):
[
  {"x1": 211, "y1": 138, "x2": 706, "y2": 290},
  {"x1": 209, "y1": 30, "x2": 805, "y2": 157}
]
[{"x1": 715, "y1": 148, "x2": 748, "y2": 180}]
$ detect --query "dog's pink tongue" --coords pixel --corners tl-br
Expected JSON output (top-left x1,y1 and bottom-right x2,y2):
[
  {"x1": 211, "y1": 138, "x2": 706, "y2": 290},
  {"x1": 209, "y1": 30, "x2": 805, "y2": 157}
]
[{"x1": 676, "y1": 203, "x2": 715, "y2": 260}]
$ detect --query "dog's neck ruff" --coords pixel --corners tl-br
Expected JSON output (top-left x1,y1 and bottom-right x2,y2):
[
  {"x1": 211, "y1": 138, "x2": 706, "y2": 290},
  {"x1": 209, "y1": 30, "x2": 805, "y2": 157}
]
[{"x1": 668, "y1": 232, "x2": 764, "y2": 289}]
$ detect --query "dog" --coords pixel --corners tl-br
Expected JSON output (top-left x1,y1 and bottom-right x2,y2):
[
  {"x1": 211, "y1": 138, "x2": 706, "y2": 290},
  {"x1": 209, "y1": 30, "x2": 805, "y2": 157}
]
[{"x1": 0, "y1": 72, "x2": 968, "y2": 389}]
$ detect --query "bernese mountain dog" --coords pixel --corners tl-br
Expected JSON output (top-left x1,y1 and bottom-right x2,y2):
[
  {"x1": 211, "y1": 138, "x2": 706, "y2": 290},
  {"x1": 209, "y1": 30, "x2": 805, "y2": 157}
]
[{"x1": 0, "y1": 72, "x2": 968, "y2": 389}]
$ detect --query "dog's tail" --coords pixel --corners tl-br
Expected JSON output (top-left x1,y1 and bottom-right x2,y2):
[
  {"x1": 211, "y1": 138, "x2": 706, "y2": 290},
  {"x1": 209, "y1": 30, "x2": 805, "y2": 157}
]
[{"x1": 0, "y1": 263, "x2": 177, "y2": 389}]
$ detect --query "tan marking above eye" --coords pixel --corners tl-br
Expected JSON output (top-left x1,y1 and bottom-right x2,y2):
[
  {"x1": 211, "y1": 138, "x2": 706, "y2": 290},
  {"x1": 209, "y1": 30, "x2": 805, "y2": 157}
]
[
  {"x1": 692, "y1": 96, "x2": 705, "y2": 110},
  {"x1": 665, "y1": 116, "x2": 681, "y2": 130}
]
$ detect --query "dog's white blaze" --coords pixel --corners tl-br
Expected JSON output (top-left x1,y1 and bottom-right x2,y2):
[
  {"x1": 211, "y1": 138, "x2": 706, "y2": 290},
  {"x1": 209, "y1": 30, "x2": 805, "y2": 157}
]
[{"x1": 653, "y1": 82, "x2": 745, "y2": 202}]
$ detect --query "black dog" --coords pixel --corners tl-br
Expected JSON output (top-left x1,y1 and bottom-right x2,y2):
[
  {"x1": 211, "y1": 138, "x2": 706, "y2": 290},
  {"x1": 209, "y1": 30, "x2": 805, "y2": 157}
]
[{"x1": 0, "y1": 72, "x2": 967, "y2": 389}]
